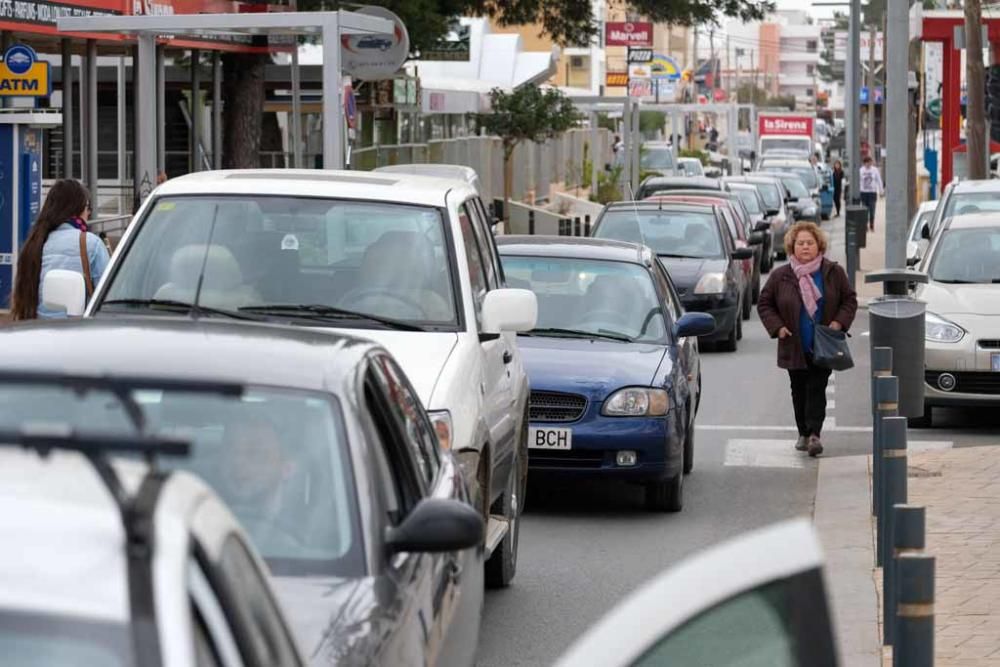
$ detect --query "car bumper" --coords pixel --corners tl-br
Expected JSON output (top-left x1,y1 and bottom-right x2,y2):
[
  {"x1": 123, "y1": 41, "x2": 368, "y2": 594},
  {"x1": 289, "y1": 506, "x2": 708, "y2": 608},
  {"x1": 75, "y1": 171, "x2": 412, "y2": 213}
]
[
  {"x1": 923, "y1": 333, "x2": 1000, "y2": 407},
  {"x1": 681, "y1": 294, "x2": 739, "y2": 341},
  {"x1": 528, "y1": 413, "x2": 681, "y2": 481}
]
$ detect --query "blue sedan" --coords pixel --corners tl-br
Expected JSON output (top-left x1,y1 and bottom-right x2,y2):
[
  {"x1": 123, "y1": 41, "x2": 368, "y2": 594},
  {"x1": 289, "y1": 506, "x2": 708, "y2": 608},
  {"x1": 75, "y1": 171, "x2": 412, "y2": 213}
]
[{"x1": 497, "y1": 237, "x2": 715, "y2": 512}]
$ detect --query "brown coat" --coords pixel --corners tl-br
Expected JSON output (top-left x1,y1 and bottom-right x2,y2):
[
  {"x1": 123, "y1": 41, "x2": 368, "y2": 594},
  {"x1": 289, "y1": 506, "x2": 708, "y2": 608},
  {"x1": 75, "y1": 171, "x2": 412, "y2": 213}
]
[{"x1": 757, "y1": 258, "x2": 858, "y2": 369}]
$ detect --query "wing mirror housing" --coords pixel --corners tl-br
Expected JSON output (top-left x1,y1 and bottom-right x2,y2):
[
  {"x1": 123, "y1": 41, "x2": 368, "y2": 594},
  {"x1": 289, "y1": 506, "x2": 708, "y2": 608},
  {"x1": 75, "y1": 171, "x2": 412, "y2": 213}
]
[
  {"x1": 753, "y1": 220, "x2": 771, "y2": 233},
  {"x1": 920, "y1": 223, "x2": 931, "y2": 240},
  {"x1": 41, "y1": 269, "x2": 87, "y2": 316},
  {"x1": 906, "y1": 255, "x2": 920, "y2": 267},
  {"x1": 674, "y1": 312, "x2": 716, "y2": 338},
  {"x1": 732, "y1": 247, "x2": 755, "y2": 260},
  {"x1": 386, "y1": 498, "x2": 484, "y2": 555},
  {"x1": 748, "y1": 231, "x2": 766, "y2": 246},
  {"x1": 481, "y1": 288, "x2": 538, "y2": 337}
]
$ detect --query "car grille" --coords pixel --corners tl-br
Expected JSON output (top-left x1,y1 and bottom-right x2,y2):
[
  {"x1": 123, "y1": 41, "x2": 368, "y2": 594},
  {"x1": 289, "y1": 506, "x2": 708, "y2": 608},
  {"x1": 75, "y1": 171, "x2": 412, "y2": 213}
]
[
  {"x1": 925, "y1": 371, "x2": 1000, "y2": 395},
  {"x1": 529, "y1": 391, "x2": 587, "y2": 423},
  {"x1": 979, "y1": 340, "x2": 1000, "y2": 349},
  {"x1": 529, "y1": 449, "x2": 604, "y2": 469}
]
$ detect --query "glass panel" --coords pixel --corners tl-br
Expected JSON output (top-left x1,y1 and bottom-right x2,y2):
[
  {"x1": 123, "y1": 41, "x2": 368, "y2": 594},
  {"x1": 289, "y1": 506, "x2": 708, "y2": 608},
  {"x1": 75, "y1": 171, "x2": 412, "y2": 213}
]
[
  {"x1": 501, "y1": 256, "x2": 667, "y2": 342},
  {"x1": 99, "y1": 195, "x2": 458, "y2": 328},
  {"x1": 596, "y1": 210, "x2": 724, "y2": 259},
  {"x1": 752, "y1": 183, "x2": 782, "y2": 209},
  {"x1": 929, "y1": 228, "x2": 1000, "y2": 284},
  {"x1": 732, "y1": 188, "x2": 763, "y2": 214},
  {"x1": 640, "y1": 147, "x2": 675, "y2": 170},
  {"x1": 0, "y1": 385, "x2": 364, "y2": 578},
  {"x1": 942, "y1": 191, "x2": 1000, "y2": 218},
  {"x1": 0, "y1": 610, "x2": 130, "y2": 666}
]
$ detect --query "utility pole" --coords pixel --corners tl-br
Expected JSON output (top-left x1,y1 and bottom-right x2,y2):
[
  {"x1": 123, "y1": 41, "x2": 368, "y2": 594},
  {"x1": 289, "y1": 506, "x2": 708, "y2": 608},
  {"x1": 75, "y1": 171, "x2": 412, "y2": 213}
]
[
  {"x1": 886, "y1": 0, "x2": 910, "y2": 269},
  {"x1": 965, "y1": 0, "x2": 987, "y2": 179},
  {"x1": 867, "y1": 28, "x2": 876, "y2": 159},
  {"x1": 847, "y1": 0, "x2": 862, "y2": 205},
  {"x1": 879, "y1": 13, "x2": 888, "y2": 175}
]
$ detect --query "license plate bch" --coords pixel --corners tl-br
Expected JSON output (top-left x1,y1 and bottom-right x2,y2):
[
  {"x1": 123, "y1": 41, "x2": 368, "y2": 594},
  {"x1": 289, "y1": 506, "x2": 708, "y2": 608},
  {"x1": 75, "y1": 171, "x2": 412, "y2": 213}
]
[{"x1": 529, "y1": 426, "x2": 572, "y2": 450}]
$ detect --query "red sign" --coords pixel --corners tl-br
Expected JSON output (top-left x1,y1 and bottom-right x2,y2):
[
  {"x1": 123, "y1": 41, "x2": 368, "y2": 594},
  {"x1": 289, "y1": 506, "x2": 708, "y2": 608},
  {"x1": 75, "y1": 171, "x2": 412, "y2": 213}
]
[
  {"x1": 758, "y1": 114, "x2": 815, "y2": 137},
  {"x1": 713, "y1": 88, "x2": 727, "y2": 102},
  {"x1": 605, "y1": 71, "x2": 628, "y2": 87},
  {"x1": 605, "y1": 21, "x2": 652, "y2": 47}
]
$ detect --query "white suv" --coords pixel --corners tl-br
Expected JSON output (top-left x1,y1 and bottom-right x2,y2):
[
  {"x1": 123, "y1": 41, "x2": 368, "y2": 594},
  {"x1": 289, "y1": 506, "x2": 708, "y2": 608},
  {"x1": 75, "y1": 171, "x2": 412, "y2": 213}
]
[
  {"x1": 47, "y1": 169, "x2": 537, "y2": 588},
  {"x1": 0, "y1": 427, "x2": 303, "y2": 666}
]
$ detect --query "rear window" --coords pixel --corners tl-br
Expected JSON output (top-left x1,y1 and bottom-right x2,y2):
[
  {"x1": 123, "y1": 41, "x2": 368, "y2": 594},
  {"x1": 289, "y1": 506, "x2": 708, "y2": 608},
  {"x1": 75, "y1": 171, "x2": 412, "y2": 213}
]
[
  {"x1": 595, "y1": 209, "x2": 724, "y2": 259},
  {"x1": 732, "y1": 188, "x2": 762, "y2": 214}
]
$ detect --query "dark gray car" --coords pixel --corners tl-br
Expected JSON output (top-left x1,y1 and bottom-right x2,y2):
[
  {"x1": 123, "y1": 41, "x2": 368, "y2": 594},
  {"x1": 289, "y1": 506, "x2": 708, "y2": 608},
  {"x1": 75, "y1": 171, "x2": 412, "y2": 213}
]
[{"x1": 0, "y1": 318, "x2": 485, "y2": 667}]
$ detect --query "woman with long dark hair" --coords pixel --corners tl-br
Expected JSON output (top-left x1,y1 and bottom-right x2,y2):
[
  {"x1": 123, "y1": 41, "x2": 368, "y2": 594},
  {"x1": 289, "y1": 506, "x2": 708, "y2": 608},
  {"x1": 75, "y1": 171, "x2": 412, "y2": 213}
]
[
  {"x1": 11, "y1": 179, "x2": 110, "y2": 320},
  {"x1": 832, "y1": 160, "x2": 845, "y2": 218}
]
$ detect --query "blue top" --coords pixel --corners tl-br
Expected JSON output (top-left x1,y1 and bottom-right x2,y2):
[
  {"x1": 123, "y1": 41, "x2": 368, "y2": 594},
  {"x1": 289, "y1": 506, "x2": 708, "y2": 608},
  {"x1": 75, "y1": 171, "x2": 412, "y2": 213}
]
[
  {"x1": 37, "y1": 224, "x2": 111, "y2": 319},
  {"x1": 799, "y1": 270, "x2": 825, "y2": 357}
]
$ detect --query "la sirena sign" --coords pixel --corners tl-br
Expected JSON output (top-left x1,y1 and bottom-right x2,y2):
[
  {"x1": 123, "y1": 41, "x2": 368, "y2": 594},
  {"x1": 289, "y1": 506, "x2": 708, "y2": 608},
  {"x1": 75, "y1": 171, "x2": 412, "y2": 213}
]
[
  {"x1": 758, "y1": 115, "x2": 814, "y2": 137},
  {"x1": 605, "y1": 21, "x2": 652, "y2": 47}
]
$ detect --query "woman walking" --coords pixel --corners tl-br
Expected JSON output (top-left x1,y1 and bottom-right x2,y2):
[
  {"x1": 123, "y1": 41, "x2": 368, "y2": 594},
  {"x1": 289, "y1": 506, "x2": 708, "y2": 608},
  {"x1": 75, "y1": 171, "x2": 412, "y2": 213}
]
[
  {"x1": 831, "y1": 160, "x2": 845, "y2": 218},
  {"x1": 11, "y1": 179, "x2": 109, "y2": 320},
  {"x1": 757, "y1": 222, "x2": 858, "y2": 457}
]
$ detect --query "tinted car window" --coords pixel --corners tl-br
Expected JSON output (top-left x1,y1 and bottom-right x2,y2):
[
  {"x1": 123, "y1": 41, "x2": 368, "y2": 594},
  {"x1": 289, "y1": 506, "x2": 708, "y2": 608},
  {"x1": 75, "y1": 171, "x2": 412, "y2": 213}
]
[
  {"x1": 929, "y1": 227, "x2": 1000, "y2": 284},
  {"x1": 501, "y1": 255, "x2": 667, "y2": 342},
  {"x1": 0, "y1": 385, "x2": 364, "y2": 578},
  {"x1": 98, "y1": 196, "x2": 458, "y2": 328},
  {"x1": 731, "y1": 188, "x2": 763, "y2": 215},
  {"x1": 775, "y1": 176, "x2": 809, "y2": 199},
  {"x1": 752, "y1": 183, "x2": 783, "y2": 209},
  {"x1": 0, "y1": 610, "x2": 130, "y2": 666},
  {"x1": 595, "y1": 210, "x2": 724, "y2": 259}
]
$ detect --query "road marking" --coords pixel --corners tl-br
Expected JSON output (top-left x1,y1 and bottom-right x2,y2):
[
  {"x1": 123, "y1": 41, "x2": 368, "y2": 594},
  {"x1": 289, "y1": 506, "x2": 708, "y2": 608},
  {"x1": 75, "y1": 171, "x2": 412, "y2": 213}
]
[
  {"x1": 860, "y1": 331, "x2": 871, "y2": 337},
  {"x1": 701, "y1": 422, "x2": 873, "y2": 433},
  {"x1": 724, "y1": 439, "x2": 811, "y2": 469},
  {"x1": 827, "y1": 400, "x2": 837, "y2": 409}
]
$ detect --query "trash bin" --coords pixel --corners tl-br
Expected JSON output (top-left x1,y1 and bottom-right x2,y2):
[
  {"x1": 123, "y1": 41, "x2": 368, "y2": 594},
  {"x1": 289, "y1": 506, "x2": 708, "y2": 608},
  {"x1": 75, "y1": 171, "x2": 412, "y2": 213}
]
[
  {"x1": 846, "y1": 205, "x2": 868, "y2": 248},
  {"x1": 866, "y1": 270, "x2": 930, "y2": 419}
]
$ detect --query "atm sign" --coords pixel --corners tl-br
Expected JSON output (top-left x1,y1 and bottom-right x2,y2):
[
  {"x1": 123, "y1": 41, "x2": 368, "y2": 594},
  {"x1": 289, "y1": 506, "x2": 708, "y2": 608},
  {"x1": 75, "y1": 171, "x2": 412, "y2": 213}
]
[{"x1": 0, "y1": 44, "x2": 50, "y2": 97}]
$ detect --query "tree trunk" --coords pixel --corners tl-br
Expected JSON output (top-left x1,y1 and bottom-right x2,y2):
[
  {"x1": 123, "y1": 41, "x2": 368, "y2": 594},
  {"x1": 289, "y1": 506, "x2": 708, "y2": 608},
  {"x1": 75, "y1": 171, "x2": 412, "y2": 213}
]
[
  {"x1": 221, "y1": 52, "x2": 268, "y2": 169},
  {"x1": 965, "y1": 0, "x2": 987, "y2": 180}
]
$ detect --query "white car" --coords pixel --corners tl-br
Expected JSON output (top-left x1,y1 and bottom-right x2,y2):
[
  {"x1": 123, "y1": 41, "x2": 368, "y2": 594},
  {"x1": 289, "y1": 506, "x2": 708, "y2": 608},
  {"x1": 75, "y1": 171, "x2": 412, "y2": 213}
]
[
  {"x1": 0, "y1": 418, "x2": 303, "y2": 666},
  {"x1": 48, "y1": 169, "x2": 538, "y2": 588},
  {"x1": 906, "y1": 200, "x2": 937, "y2": 266},
  {"x1": 374, "y1": 163, "x2": 483, "y2": 197},
  {"x1": 676, "y1": 157, "x2": 705, "y2": 177}
]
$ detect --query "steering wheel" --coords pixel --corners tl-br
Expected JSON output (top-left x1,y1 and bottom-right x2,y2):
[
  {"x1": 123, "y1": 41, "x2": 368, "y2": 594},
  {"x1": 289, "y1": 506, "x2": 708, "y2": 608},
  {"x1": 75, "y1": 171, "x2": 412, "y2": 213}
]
[{"x1": 339, "y1": 287, "x2": 427, "y2": 319}]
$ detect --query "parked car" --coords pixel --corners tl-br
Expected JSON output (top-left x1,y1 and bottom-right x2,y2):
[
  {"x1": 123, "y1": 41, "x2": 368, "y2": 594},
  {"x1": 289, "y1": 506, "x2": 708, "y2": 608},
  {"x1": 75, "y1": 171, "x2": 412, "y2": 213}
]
[
  {"x1": 639, "y1": 141, "x2": 678, "y2": 177},
  {"x1": 676, "y1": 157, "x2": 706, "y2": 177},
  {"x1": 725, "y1": 181, "x2": 775, "y2": 272},
  {"x1": 43, "y1": 169, "x2": 537, "y2": 588},
  {"x1": 555, "y1": 519, "x2": 838, "y2": 667},
  {"x1": 375, "y1": 163, "x2": 484, "y2": 197},
  {"x1": 764, "y1": 171, "x2": 820, "y2": 225},
  {"x1": 591, "y1": 201, "x2": 753, "y2": 351},
  {"x1": 726, "y1": 174, "x2": 792, "y2": 262},
  {"x1": 926, "y1": 178, "x2": 1000, "y2": 239},
  {"x1": 636, "y1": 176, "x2": 726, "y2": 200},
  {"x1": 0, "y1": 319, "x2": 486, "y2": 665},
  {"x1": 906, "y1": 200, "x2": 938, "y2": 266},
  {"x1": 912, "y1": 213, "x2": 1000, "y2": 427},
  {"x1": 643, "y1": 193, "x2": 765, "y2": 314},
  {"x1": 0, "y1": 385, "x2": 306, "y2": 667},
  {"x1": 758, "y1": 159, "x2": 826, "y2": 217},
  {"x1": 496, "y1": 237, "x2": 715, "y2": 511}
]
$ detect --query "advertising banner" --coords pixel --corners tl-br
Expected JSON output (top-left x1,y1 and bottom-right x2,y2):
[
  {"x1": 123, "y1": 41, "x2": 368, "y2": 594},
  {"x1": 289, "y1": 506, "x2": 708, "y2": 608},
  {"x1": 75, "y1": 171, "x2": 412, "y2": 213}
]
[{"x1": 605, "y1": 21, "x2": 652, "y2": 47}]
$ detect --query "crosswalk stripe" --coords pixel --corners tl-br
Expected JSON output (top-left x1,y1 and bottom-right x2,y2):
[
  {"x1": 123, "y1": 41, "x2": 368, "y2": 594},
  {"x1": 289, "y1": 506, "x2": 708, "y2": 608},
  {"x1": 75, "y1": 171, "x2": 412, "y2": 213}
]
[{"x1": 724, "y1": 438, "x2": 812, "y2": 469}]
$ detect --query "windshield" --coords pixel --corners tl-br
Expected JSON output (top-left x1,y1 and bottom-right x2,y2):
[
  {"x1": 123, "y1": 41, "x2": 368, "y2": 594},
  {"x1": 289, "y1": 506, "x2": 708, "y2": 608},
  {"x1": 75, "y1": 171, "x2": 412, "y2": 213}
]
[
  {"x1": 760, "y1": 138, "x2": 811, "y2": 154},
  {"x1": 763, "y1": 166, "x2": 817, "y2": 190},
  {"x1": 679, "y1": 160, "x2": 703, "y2": 176},
  {"x1": 929, "y1": 227, "x2": 1000, "y2": 283},
  {"x1": 776, "y1": 176, "x2": 809, "y2": 199},
  {"x1": 595, "y1": 209, "x2": 724, "y2": 259},
  {"x1": 752, "y1": 182, "x2": 782, "y2": 209},
  {"x1": 941, "y1": 191, "x2": 1000, "y2": 221},
  {"x1": 98, "y1": 196, "x2": 458, "y2": 329},
  {"x1": 0, "y1": 610, "x2": 131, "y2": 666},
  {"x1": 732, "y1": 188, "x2": 763, "y2": 214},
  {"x1": 641, "y1": 147, "x2": 675, "y2": 170},
  {"x1": 0, "y1": 385, "x2": 364, "y2": 578},
  {"x1": 501, "y1": 256, "x2": 667, "y2": 342}
]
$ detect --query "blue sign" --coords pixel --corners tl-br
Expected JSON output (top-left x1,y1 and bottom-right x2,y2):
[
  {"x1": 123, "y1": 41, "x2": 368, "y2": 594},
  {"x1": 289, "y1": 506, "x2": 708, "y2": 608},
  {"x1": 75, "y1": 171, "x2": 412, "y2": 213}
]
[
  {"x1": 19, "y1": 128, "x2": 41, "y2": 252},
  {"x1": 859, "y1": 86, "x2": 884, "y2": 105},
  {"x1": 0, "y1": 44, "x2": 51, "y2": 97}
]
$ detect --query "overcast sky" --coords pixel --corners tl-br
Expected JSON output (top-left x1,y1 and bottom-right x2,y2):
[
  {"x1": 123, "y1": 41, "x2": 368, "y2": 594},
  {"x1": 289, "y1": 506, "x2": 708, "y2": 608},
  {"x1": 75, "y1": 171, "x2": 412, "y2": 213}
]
[{"x1": 774, "y1": 0, "x2": 839, "y2": 20}]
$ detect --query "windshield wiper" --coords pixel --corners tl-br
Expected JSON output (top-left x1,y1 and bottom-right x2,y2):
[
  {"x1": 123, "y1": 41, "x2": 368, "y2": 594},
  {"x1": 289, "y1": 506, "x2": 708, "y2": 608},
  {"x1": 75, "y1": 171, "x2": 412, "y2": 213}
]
[
  {"x1": 933, "y1": 279, "x2": 978, "y2": 284},
  {"x1": 523, "y1": 327, "x2": 633, "y2": 343},
  {"x1": 238, "y1": 304, "x2": 425, "y2": 331},
  {"x1": 656, "y1": 252, "x2": 702, "y2": 259},
  {"x1": 101, "y1": 298, "x2": 261, "y2": 321}
]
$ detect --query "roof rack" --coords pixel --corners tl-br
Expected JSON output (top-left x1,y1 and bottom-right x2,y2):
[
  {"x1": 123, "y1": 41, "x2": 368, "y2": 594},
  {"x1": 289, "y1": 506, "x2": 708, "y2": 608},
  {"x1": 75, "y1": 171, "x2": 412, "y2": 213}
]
[{"x1": 0, "y1": 371, "x2": 245, "y2": 667}]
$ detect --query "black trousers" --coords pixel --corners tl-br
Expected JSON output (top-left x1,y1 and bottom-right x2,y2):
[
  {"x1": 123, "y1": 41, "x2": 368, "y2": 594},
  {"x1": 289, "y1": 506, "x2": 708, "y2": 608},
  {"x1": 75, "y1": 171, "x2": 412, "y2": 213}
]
[
  {"x1": 860, "y1": 192, "x2": 877, "y2": 228},
  {"x1": 788, "y1": 359, "x2": 833, "y2": 437}
]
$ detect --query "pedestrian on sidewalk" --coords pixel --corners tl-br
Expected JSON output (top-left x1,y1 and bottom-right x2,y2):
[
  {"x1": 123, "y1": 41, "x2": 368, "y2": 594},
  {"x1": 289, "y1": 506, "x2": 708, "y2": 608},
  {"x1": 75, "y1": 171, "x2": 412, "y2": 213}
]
[
  {"x1": 757, "y1": 222, "x2": 858, "y2": 457},
  {"x1": 858, "y1": 155, "x2": 884, "y2": 231},
  {"x1": 832, "y1": 160, "x2": 845, "y2": 218},
  {"x1": 11, "y1": 179, "x2": 109, "y2": 320}
]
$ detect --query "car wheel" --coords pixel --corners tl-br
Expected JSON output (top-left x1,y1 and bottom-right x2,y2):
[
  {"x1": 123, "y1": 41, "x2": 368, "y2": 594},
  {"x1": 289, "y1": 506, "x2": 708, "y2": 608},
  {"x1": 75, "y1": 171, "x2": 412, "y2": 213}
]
[
  {"x1": 737, "y1": 311, "x2": 743, "y2": 340},
  {"x1": 752, "y1": 274, "x2": 761, "y2": 305},
  {"x1": 646, "y1": 471, "x2": 683, "y2": 512},
  {"x1": 683, "y1": 405, "x2": 695, "y2": 475},
  {"x1": 720, "y1": 316, "x2": 739, "y2": 352},
  {"x1": 485, "y1": 450, "x2": 520, "y2": 589},
  {"x1": 741, "y1": 291, "x2": 751, "y2": 320},
  {"x1": 908, "y1": 404, "x2": 933, "y2": 428}
]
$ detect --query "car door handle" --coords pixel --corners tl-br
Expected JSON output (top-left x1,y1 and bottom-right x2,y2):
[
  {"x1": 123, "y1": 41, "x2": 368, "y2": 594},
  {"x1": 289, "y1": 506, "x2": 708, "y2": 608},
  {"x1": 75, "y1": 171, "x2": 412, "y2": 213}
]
[{"x1": 502, "y1": 350, "x2": 513, "y2": 365}]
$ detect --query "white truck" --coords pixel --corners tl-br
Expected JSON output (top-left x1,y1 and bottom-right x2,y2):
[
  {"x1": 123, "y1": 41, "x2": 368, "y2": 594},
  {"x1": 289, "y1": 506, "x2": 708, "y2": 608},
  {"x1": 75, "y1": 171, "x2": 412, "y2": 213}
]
[{"x1": 756, "y1": 111, "x2": 817, "y2": 160}]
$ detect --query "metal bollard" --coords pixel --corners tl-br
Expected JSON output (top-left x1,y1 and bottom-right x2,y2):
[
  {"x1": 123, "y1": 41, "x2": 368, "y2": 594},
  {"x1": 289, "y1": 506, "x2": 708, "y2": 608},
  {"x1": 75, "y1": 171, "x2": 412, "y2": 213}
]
[
  {"x1": 528, "y1": 209, "x2": 535, "y2": 236},
  {"x1": 584, "y1": 214, "x2": 592, "y2": 237},
  {"x1": 871, "y1": 347, "x2": 893, "y2": 517},
  {"x1": 559, "y1": 218, "x2": 570, "y2": 236},
  {"x1": 573, "y1": 216, "x2": 582, "y2": 236},
  {"x1": 846, "y1": 225, "x2": 858, "y2": 290},
  {"x1": 894, "y1": 553, "x2": 935, "y2": 667},
  {"x1": 881, "y1": 417, "x2": 908, "y2": 646},
  {"x1": 873, "y1": 375, "x2": 899, "y2": 567}
]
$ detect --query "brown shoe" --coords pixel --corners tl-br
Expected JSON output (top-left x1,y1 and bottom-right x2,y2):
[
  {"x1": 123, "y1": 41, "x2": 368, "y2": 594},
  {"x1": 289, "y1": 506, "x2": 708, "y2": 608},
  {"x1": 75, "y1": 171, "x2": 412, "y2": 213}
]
[
  {"x1": 795, "y1": 436, "x2": 809, "y2": 451},
  {"x1": 807, "y1": 435, "x2": 824, "y2": 457}
]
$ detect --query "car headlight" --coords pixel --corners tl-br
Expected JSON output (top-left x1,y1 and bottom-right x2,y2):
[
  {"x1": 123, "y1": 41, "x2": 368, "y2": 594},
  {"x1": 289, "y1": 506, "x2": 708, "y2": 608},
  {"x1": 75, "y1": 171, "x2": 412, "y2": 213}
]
[
  {"x1": 427, "y1": 410, "x2": 453, "y2": 449},
  {"x1": 602, "y1": 388, "x2": 670, "y2": 416},
  {"x1": 694, "y1": 272, "x2": 726, "y2": 295},
  {"x1": 925, "y1": 312, "x2": 965, "y2": 343},
  {"x1": 802, "y1": 206, "x2": 817, "y2": 217}
]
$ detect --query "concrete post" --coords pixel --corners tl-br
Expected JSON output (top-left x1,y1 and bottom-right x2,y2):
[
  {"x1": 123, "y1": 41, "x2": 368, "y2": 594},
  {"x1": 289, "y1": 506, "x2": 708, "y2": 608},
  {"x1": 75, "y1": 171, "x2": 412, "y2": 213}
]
[
  {"x1": 322, "y1": 16, "x2": 345, "y2": 169},
  {"x1": 291, "y1": 38, "x2": 302, "y2": 169},
  {"x1": 885, "y1": 0, "x2": 909, "y2": 269},
  {"x1": 82, "y1": 39, "x2": 98, "y2": 207},
  {"x1": 631, "y1": 102, "x2": 641, "y2": 193},
  {"x1": 589, "y1": 111, "x2": 598, "y2": 197},
  {"x1": 190, "y1": 49, "x2": 201, "y2": 172},
  {"x1": 135, "y1": 34, "x2": 157, "y2": 208},
  {"x1": 156, "y1": 45, "x2": 165, "y2": 175},
  {"x1": 61, "y1": 39, "x2": 74, "y2": 179},
  {"x1": 116, "y1": 57, "x2": 127, "y2": 214},
  {"x1": 212, "y1": 52, "x2": 222, "y2": 170},
  {"x1": 847, "y1": 0, "x2": 862, "y2": 205},
  {"x1": 622, "y1": 97, "x2": 632, "y2": 198}
]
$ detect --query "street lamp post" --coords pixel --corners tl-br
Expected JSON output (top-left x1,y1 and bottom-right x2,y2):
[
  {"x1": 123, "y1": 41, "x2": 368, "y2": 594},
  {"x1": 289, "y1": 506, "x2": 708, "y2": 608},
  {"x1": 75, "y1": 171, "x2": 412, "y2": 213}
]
[{"x1": 885, "y1": 0, "x2": 909, "y2": 268}]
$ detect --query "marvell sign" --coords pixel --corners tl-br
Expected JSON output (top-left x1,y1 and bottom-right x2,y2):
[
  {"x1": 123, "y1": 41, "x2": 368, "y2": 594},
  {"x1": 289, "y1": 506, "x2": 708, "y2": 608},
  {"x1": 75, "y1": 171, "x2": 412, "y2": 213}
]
[
  {"x1": 758, "y1": 115, "x2": 814, "y2": 137},
  {"x1": 605, "y1": 21, "x2": 652, "y2": 47}
]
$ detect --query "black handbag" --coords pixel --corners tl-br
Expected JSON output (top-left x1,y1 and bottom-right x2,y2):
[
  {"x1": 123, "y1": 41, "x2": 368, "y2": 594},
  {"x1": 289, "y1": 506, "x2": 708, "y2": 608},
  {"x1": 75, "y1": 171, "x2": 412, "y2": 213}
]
[{"x1": 812, "y1": 322, "x2": 854, "y2": 371}]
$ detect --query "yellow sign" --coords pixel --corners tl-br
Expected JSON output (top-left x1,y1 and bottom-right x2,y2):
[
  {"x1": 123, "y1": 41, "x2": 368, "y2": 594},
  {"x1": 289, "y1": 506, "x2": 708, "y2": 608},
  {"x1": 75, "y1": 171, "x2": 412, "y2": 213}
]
[{"x1": 0, "y1": 45, "x2": 51, "y2": 98}]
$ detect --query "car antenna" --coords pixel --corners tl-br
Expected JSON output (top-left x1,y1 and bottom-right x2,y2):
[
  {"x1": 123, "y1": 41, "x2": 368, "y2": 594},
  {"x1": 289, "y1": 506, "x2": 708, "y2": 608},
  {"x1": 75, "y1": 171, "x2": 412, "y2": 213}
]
[
  {"x1": 191, "y1": 203, "x2": 224, "y2": 320},
  {"x1": 625, "y1": 182, "x2": 648, "y2": 247}
]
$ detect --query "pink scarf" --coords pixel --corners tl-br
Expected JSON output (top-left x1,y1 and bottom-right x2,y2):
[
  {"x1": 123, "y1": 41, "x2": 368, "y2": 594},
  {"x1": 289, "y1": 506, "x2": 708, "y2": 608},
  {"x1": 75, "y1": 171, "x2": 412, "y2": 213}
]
[{"x1": 790, "y1": 254, "x2": 824, "y2": 318}]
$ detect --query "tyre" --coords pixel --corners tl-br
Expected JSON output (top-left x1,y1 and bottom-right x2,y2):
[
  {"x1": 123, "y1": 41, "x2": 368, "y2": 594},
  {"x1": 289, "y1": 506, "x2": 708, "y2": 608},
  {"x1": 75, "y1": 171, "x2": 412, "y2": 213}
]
[
  {"x1": 736, "y1": 311, "x2": 743, "y2": 340},
  {"x1": 646, "y1": 471, "x2": 683, "y2": 512},
  {"x1": 752, "y1": 274, "x2": 761, "y2": 305},
  {"x1": 720, "y1": 316, "x2": 738, "y2": 352},
  {"x1": 683, "y1": 406, "x2": 695, "y2": 475},
  {"x1": 741, "y1": 290, "x2": 752, "y2": 320},
  {"x1": 908, "y1": 404, "x2": 933, "y2": 429},
  {"x1": 485, "y1": 451, "x2": 521, "y2": 588}
]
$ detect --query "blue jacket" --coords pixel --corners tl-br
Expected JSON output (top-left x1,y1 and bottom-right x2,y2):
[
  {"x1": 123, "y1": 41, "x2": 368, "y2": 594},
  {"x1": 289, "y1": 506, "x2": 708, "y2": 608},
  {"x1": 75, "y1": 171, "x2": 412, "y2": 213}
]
[{"x1": 38, "y1": 223, "x2": 110, "y2": 319}]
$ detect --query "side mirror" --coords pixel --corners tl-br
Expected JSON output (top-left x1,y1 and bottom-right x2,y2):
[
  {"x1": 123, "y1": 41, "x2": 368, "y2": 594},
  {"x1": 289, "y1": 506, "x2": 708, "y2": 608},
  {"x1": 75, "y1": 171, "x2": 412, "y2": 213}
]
[
  {"x1": 386, "y1": 498, "x2": 484, "y2": 555},
  {"x1": 481, "y1": 288, "x2": 537, "y2": 335},
  {"x1": 920, "y1": 223, "x2": 930, "y2": 240},
  {"x1": 906, "y1": 255, "x2": 920, "y2": 267},
  {"x1": 753, "y1": 220, "x2": 770, "y2": 233},
  {"x1": 674, "y1": 312, "x2": 716, "y2": 338},
  {"x1": 41, "y1": 269, "x2": 87, "y2": 316},
  {"x1": 766, "y1": 208, "x2": 780, "y2": 217},
  {"x1": 732, "y1": 247, "x2": 755, "y2": 260},
  {"x1": 748, "y1": 231, "x2": 766, "y2": 246}
]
